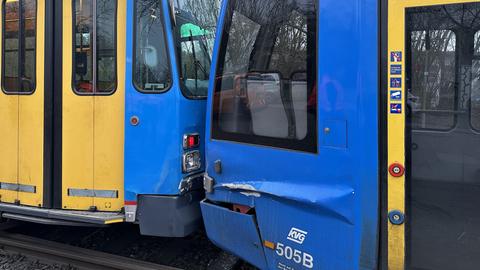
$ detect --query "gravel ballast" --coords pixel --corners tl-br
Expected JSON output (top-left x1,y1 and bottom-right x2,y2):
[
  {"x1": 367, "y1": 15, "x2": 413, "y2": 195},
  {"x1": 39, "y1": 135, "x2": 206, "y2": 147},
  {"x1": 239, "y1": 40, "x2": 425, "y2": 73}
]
[{"x1": 0, "y1": 249, "x2": 75, "y2": 270}]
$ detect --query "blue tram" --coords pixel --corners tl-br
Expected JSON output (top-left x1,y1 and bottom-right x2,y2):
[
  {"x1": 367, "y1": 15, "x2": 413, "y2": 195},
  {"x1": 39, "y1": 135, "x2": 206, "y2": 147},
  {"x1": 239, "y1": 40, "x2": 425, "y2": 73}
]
[
  {"x1": 200, "y1": 0, "x2": 480, "y2": 269},
  {"x1": 0, "y1": 0, "x2": 218, "y2": 237}
]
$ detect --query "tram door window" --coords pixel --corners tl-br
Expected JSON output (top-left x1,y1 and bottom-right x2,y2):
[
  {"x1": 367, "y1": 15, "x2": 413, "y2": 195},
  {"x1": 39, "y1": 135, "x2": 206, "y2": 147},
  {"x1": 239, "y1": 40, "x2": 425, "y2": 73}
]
[
  {"x1": 133, "y1": 0, "x2": 171, "y2": 92},
  {"x1": 470, "y1": 31, "x2": 480, "y2": 130},
  {"x1": 2, "y1": 0, "x2": 36, "y2": 93},
  {"x1": 211, "y1": 0, "x2": 317, "y2": 153},
  {"x1": 73, "y1": 0, "x2": 117, "y2": 94},
  {"x1": 409, "y1": 30, "x2": 456, "y2": 130},
  {"x1": 406, "y1": 3, "x2": 480, "y2": 269}
]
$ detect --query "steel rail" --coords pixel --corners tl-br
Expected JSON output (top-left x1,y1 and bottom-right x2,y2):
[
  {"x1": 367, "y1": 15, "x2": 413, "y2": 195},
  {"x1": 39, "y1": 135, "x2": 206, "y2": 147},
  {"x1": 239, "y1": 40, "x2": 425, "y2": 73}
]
[{"x1": 0, "y1": 232, "x2": 181, "y2": 270}]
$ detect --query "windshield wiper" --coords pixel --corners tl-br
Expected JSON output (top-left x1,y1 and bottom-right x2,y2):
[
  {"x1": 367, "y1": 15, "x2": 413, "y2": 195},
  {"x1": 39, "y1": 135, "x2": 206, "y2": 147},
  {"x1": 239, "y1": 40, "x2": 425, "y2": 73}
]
[{"x1": 189, "y1": 30, "x2": 208, "y2": 90}]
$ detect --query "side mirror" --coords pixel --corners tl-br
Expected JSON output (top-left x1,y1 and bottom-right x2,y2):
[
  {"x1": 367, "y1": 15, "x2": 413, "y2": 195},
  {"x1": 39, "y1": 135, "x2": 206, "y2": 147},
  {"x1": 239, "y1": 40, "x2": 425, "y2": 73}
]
[{"x1": 143, "y1": 46, "x2": 158, "y2": 68}]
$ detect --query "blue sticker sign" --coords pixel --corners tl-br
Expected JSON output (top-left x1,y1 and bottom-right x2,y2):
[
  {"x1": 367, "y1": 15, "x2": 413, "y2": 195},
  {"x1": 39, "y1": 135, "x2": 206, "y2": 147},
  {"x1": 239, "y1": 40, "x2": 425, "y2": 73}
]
[
  {"x1": 390, "y1": 90, "x2": 402, "y2": 101},
  {"x1": 390, "y1": 65, "x2": 402, "y2": 75},
  {"x1": 390, "y1": 78, "x2": 402, "y2": 88},
  {"x1": 390, "y1": 103, "x2": 402, "y2": 114},
  {"x1": 391, "y1": 51, "x2": 402, "y2": 62}
]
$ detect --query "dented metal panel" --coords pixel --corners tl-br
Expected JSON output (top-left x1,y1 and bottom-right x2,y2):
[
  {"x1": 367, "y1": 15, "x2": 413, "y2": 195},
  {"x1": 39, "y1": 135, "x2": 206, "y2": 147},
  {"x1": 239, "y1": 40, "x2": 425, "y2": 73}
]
[
  {"x1": 202, "y1": 0, "x2": 379, "y2": 269},
  {"x1": 201, "y1": 201, "x2": 268, "y2": 269}
]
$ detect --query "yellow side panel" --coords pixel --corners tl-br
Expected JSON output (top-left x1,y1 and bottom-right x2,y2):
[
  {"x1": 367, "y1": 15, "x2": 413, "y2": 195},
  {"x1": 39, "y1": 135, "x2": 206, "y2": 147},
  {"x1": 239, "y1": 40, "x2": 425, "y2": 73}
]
[
  {"x1": 62, "y1": 0, "x2": 94, "y2": 210},
  {"x1": 0, "y1": 95, "x2": 18, "y2": 204},
  {"x1": 0, "y1": 1, "x2": 18, "y2": 204},
  {"x1": 18, "y1": 0, "x2": 45, "y2": 207},
  {"x1": 388, "y1": 1, "x2": 477, "y2": 269},
  {"x1": 93, "y1": 0, "x2": 126, "y2": 212}
]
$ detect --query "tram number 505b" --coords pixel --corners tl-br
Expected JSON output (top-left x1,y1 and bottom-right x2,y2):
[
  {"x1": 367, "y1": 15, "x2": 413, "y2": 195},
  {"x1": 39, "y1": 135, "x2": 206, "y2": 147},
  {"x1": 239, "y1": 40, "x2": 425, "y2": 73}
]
[{"x1": 275, "y1": 242, "x2": 314, "y2": 269}]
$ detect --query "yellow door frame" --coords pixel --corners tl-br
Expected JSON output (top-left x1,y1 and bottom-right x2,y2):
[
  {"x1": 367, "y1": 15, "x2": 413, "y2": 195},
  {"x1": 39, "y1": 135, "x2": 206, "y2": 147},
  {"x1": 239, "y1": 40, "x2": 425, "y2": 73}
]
[{"x1": 387, "y1": 1, "x2": 479, "y2": 269}]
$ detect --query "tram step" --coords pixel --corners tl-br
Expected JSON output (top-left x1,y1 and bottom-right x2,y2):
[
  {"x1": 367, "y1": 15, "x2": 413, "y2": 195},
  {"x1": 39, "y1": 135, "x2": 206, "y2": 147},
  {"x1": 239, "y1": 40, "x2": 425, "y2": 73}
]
[{"x1": 0, "y1": 203, "x2": 124, "y2": 225}]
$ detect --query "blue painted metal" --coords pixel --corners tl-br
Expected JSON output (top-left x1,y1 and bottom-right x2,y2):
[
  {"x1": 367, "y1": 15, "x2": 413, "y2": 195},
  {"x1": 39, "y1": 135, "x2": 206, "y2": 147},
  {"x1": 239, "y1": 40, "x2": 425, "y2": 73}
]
[
  {"x1": 201, "y1": 202, "x2": 268, "y2": 269},
  {"x1": 323, "y1": 120, "x2": 348, "y2": 148},
  {"x1": 202, "y1": 0, "x2": 379, "y2": 269},
  {"x1": 124, "y1": 0, "x2": 206, "y2": 201}
]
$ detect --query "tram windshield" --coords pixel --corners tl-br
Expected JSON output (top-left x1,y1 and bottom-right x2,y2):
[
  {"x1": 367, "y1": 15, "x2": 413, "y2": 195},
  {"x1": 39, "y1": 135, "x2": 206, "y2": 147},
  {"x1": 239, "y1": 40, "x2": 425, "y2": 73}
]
[
  {"x1": 211, "y1": 0, "x2": 317, "y2": 153},
  {"x1": 174, "y1": 0, "x2": 220, "y2": 98}
]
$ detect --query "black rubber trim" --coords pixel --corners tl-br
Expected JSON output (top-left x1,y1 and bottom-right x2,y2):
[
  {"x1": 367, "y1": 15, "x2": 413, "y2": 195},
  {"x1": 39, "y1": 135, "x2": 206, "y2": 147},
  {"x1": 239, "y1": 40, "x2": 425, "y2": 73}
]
[
  {"x1": 52, "y1": 0, "x2": 63, "y2": 209},
  {"x1": 378, "y1": 0, "x2": 388, "y2": 269},
  {"x1": 42, "y1": 0, "x2": 54, "y2": 208}
]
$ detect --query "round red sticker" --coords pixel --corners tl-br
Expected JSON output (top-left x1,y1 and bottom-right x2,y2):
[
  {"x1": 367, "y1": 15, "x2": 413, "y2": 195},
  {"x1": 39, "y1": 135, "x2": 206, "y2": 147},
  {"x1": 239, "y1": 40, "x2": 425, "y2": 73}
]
[{"x1": 389, "y1": 163, "x2": 405, "y2": 177}]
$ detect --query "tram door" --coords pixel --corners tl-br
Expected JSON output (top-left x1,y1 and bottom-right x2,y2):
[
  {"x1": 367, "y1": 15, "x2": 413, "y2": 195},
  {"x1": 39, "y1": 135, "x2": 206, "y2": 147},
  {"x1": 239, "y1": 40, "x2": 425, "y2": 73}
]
[
  {"x1": 0, "y1": 0, "x2": 47, "y2": 207},
  {"x1": 388, "y1": 1, "x2": 480, "y2": 269},
  {"x1": 61, "y1": 0, "x2": 126, "y2": 211},
  {"x1": 0, "y1": 0, "x2": 125, "y2": 211}
]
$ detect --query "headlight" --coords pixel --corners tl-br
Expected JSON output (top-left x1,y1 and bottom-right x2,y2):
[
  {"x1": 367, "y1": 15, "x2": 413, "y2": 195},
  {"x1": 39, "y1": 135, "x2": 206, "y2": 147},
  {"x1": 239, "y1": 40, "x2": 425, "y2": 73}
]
[{"x1": 183, "y1": 150, "x2": 201, "y2": 173}]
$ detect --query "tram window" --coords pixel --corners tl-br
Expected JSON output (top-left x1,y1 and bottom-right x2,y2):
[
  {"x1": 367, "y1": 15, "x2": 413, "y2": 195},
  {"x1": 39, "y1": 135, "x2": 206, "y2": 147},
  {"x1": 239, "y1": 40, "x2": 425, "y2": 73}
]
[
  {"x1": 133, "y1": 0, "x2": 171, "y2": 92},
  {"x1": 211, "y1": 0, "x2": 317, "y2": 153},
  {"x1": 471, "y1": 31, "x2": 480, "y2": 131},
  {"x1": 409, "y1": 30, "x2": 456, "y2": 130},
  {"x1": 96, "y1": 0, "x2": 116, "y2": 93},
  {"x1": 73, "y1": 0, "x2": 117, "y2": 94},
  {"x1": 174, "y1": 0, "x2": 219, "y2": 98},
  {"x1": 2, "y1": 0, "x2": 36, "y2": 94}
]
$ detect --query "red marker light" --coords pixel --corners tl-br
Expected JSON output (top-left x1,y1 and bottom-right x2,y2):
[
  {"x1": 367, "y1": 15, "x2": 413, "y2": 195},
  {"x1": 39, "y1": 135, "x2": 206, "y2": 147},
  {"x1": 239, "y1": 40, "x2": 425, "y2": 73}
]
[
  {"x1": 389, "y1": 163, "x2": 405, "y2": 177},
  {"x1": 124, "y1": 201, "x2": 137, "y2": 206},
  {"x1": 188, "y1": 136, "x2": 196, "y2": 148},
  {"x1": 183, "y1": 134, "x2": 200, "y2": 149}
]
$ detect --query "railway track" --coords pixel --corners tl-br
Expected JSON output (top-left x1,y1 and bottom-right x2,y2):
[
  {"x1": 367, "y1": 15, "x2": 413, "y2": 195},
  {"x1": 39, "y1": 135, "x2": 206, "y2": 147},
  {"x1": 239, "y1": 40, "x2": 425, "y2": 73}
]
[{"x1": 0, "y1": 231, "x2": 181, "y2": 270}]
